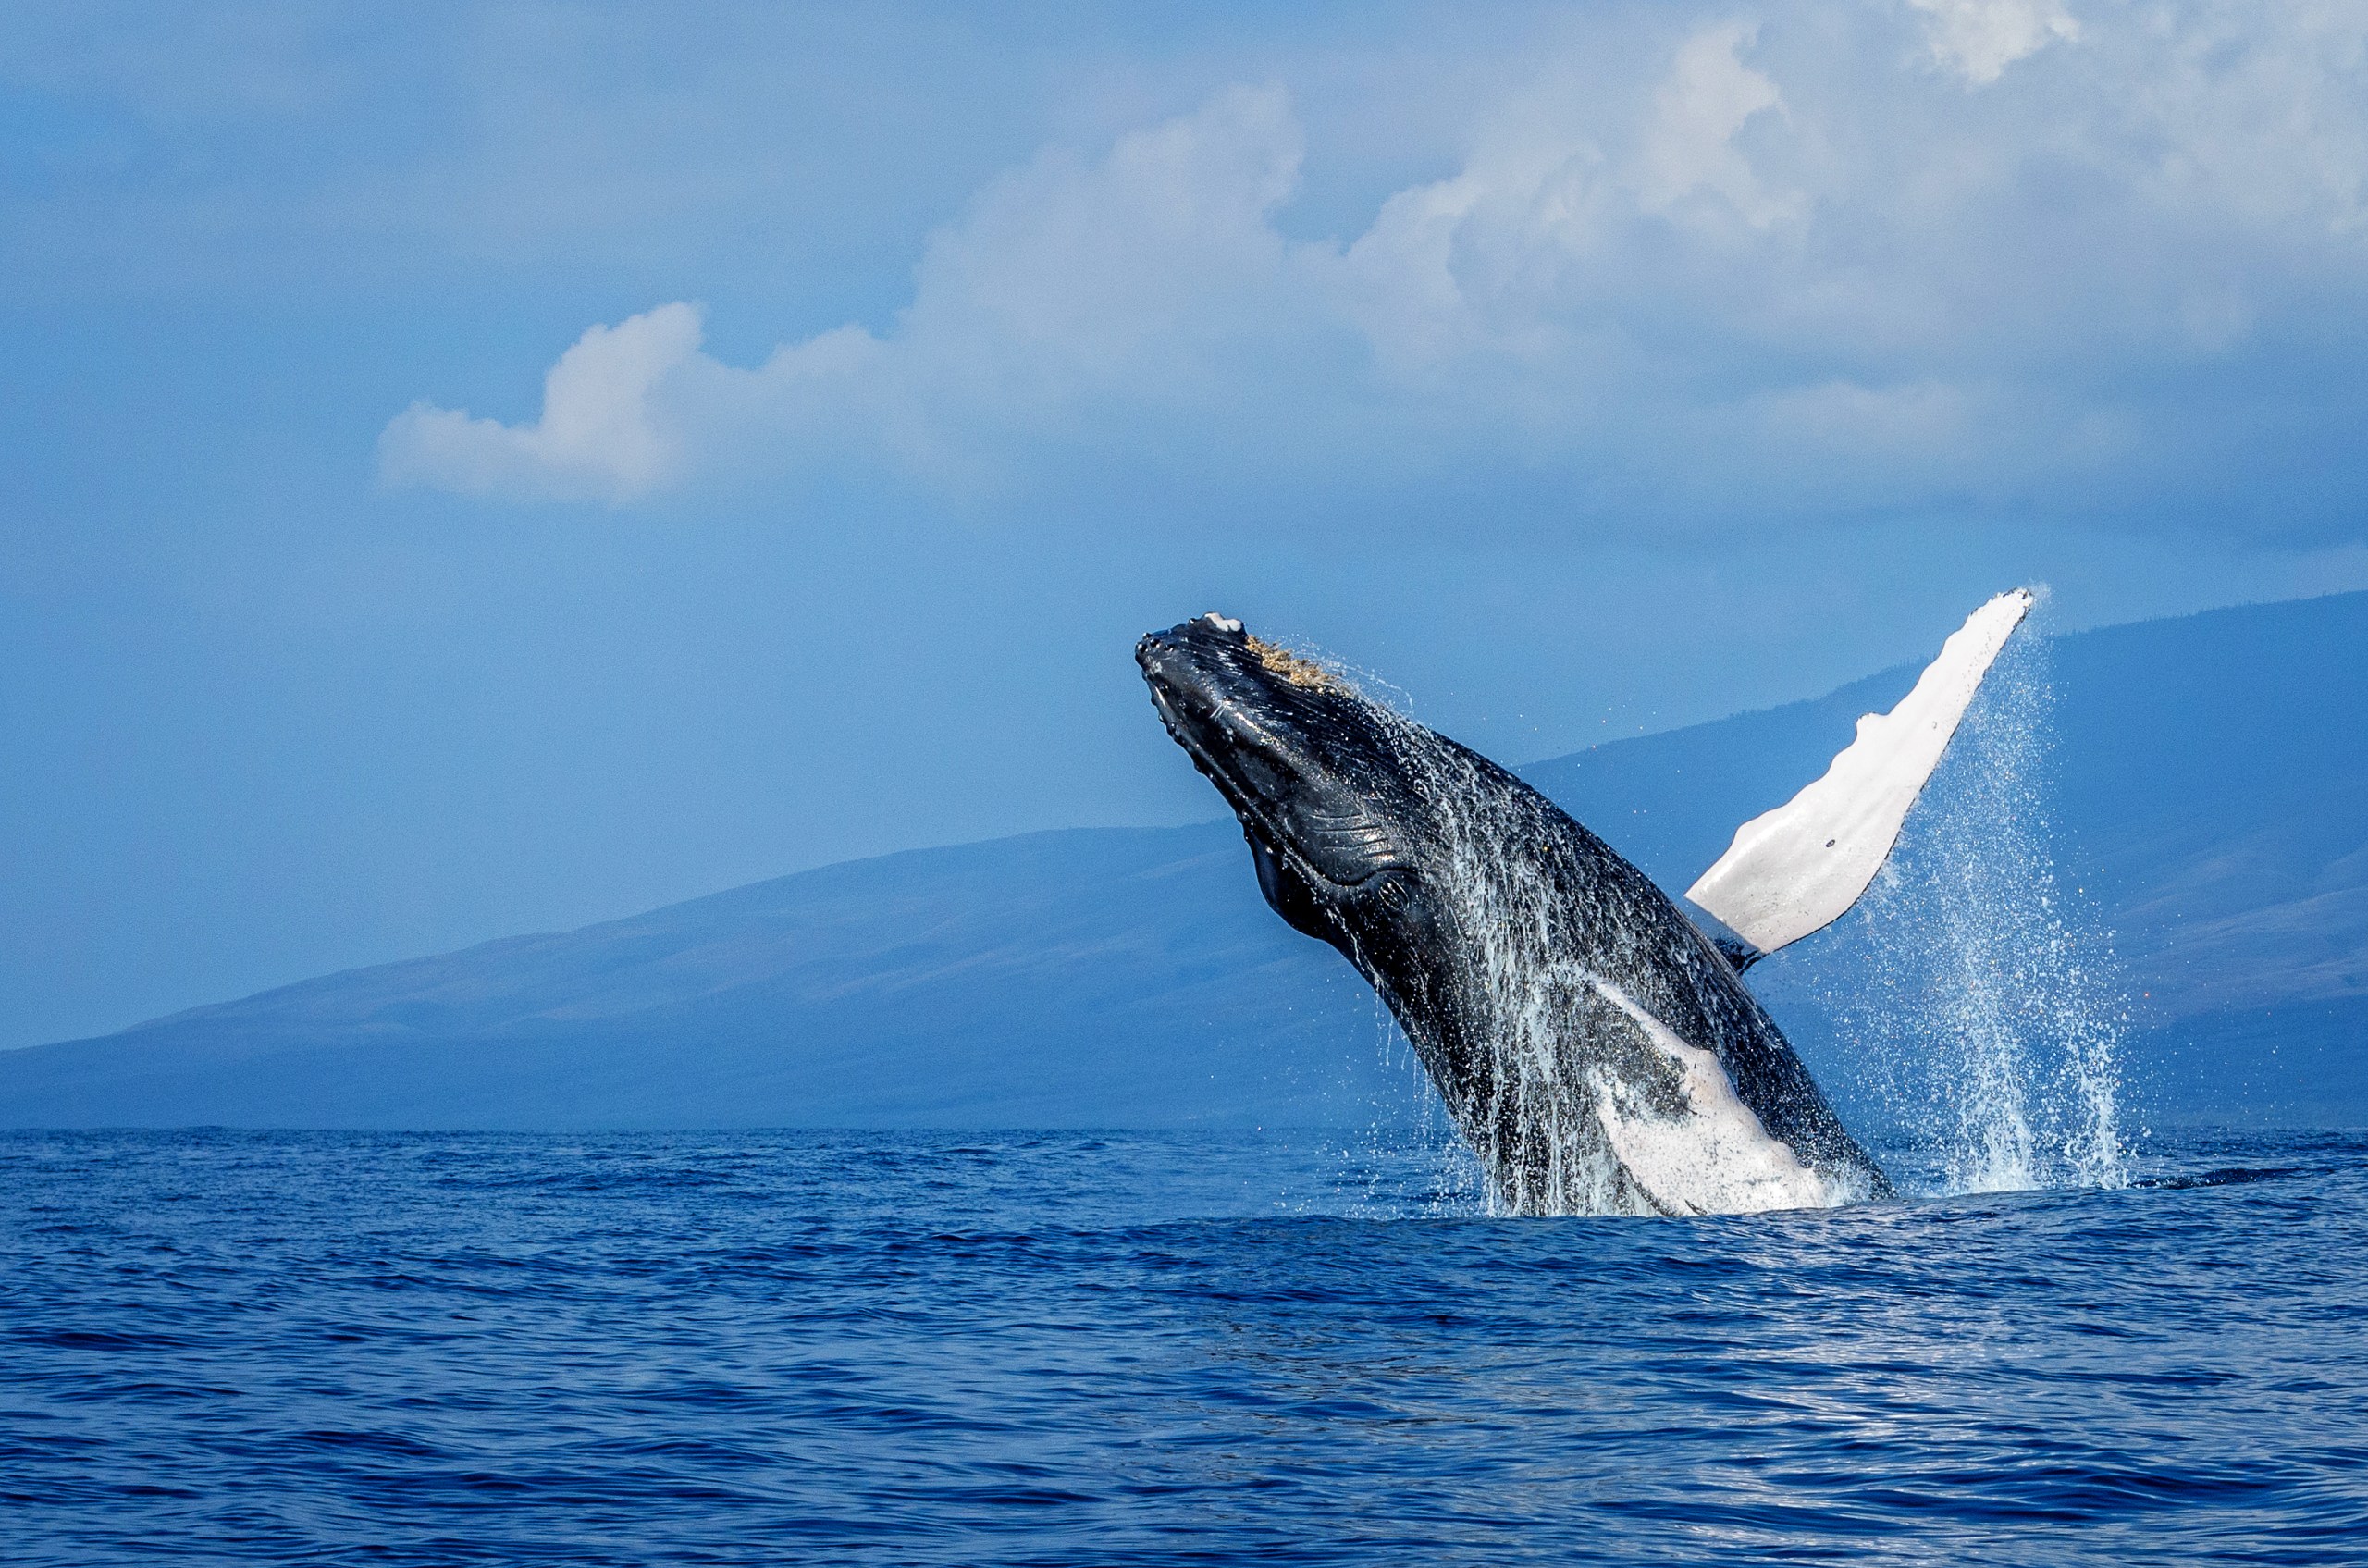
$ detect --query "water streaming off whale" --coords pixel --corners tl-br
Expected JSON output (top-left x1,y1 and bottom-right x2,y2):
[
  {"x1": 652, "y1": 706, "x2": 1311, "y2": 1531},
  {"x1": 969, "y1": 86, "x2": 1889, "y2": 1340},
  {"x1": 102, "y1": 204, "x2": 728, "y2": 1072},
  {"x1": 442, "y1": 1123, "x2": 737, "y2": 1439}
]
[
  {"x1": 1309, "y1": 640, "x2": 2128, "y2": 1213},
  {"x1": 1296, "y1": 674, "x2": 1848, "y2": 1216},
  {"x1": 1796, "y1": 631, "x2": 2130, "y2": 1194}
]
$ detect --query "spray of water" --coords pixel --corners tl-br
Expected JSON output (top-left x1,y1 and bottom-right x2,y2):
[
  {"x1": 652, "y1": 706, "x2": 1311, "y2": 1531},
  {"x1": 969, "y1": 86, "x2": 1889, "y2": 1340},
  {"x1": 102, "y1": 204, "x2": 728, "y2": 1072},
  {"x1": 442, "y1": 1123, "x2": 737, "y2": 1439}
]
[
  {"x1": 1343, "y1": 988, "x2": 1489, "y2": 1216},
  {"x1": 1291, "y1": 623, "x2": 2128, "y2": 1213},
  {"x1": 1816, "y1": 631, "x2": 2129, "y2": 1194}
]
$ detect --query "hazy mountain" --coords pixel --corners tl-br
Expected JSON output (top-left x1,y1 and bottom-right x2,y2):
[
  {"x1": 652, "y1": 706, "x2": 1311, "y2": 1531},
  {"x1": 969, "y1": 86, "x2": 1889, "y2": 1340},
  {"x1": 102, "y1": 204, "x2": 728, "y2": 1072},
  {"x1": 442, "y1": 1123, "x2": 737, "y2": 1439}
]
[
  {"x1": 1529, "y1": 591, "x2": 2368, "y2": 1129},
  {"x1": 0, "y1": 829, "x2": 1393, "y2": 1130},
  {"x1": 6, "y1": 592, "x2": 2362, "y2": 1130}
]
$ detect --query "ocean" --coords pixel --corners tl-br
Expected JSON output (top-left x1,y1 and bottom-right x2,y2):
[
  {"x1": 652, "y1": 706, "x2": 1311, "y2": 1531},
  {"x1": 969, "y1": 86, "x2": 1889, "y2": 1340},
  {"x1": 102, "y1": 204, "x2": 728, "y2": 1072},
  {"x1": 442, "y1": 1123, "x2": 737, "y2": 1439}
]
[{"x1": 4, "y1": 1129, "x2": 2363, "y2": 1565}]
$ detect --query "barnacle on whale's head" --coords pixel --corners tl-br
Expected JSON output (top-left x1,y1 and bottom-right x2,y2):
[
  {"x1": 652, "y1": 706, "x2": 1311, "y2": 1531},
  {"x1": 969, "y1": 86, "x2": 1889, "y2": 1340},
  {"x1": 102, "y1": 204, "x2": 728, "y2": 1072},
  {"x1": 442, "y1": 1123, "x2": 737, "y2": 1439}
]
[{"x1": 1243, "y1": 633, "x2": 1343, "y2": 693}]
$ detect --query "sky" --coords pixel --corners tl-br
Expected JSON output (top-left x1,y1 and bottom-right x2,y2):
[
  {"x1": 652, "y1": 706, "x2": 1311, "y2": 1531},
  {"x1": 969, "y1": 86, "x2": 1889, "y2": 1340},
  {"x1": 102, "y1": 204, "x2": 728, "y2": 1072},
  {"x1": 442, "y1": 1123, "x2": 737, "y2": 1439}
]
[{"x1": 6, "y1": 0, "x2": 2368, "y2": 1048}]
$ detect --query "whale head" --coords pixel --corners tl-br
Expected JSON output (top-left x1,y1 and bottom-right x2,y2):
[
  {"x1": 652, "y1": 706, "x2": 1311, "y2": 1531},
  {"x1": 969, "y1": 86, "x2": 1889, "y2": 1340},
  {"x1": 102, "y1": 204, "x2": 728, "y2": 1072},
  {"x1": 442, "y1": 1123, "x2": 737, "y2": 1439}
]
[
  {"x1": 1136, "y1": 611, "x2": 1570, "y2": 1165},
  {"x1": 1135, "y1": 613, "x2": 1443, "y2": 963}
]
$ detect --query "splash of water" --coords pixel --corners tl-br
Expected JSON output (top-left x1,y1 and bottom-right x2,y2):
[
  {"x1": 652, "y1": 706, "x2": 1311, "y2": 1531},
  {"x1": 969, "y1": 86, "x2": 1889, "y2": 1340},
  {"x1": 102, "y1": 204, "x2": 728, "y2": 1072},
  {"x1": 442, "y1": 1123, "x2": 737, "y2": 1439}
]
[
  {"x1": 1295, "y1": 628, "x2": 2127, "y2": 1213},
  {"x1": 1817, "y1": 633, "x2": 2129, "y2": 1194},
  {"x1": 1350, "y1": 989, "x2": 1491, "y2": 1216}
]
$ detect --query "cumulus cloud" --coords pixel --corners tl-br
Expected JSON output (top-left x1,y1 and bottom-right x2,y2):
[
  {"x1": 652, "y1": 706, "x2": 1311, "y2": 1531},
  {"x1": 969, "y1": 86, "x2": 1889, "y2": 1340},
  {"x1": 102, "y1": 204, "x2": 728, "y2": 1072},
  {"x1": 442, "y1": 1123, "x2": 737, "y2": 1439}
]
[
  {"x1": 383, "y1": 4, "x2": 2368, "y2": 539},
  {"x1": 383, "y1": 86, "x2": 1305, "y2": 501},
  {"x1": 1637, "y1": 23, "x2": 1794, "y2": 226},
  {"x1": 1906, "y1": 0, "x2": 2080, "y2": 85},
  {"x1": 380, "y1": 303, "x2": 704, "y2": 501}
]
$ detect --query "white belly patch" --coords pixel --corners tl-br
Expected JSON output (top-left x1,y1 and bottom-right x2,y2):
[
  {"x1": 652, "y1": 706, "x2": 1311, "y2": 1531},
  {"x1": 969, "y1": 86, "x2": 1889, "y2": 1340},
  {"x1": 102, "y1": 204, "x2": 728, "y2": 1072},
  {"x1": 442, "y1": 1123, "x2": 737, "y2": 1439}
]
[{"x1": 1587, "y1": 976, "x2": 1844, "y2": 1216}]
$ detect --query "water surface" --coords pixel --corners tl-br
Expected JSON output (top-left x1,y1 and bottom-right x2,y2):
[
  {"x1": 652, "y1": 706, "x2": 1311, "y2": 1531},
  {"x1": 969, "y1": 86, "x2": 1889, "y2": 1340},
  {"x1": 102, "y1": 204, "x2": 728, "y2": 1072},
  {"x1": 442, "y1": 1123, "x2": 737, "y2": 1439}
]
[{"x1": 4, "y1": 1130, "x2": 2362, "y2": 1564}]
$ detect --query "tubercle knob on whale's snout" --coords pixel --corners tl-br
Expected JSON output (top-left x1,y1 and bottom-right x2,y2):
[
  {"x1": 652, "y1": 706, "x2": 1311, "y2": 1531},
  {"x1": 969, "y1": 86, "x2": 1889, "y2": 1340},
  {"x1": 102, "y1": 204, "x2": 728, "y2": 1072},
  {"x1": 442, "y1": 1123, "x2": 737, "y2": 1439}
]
[{"x1": 1136, "y1": 631, "x2": 1183, "y2": 674}]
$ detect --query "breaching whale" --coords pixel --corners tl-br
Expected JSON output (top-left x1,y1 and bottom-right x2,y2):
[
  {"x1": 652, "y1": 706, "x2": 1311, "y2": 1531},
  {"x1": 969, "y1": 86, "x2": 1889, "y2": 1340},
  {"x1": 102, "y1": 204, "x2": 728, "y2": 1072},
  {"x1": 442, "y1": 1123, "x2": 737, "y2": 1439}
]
[{"x1": 1137, "y1": 592, "x2": 2034, "y2": 1216}]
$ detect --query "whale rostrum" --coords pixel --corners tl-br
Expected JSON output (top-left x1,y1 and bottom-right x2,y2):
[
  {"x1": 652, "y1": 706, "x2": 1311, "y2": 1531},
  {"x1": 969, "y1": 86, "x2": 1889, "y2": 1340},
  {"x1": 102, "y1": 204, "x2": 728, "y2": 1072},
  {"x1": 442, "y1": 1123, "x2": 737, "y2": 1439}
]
[{"x1": 1138, "y1": 598, "x2": 2032, "y2": 1216}]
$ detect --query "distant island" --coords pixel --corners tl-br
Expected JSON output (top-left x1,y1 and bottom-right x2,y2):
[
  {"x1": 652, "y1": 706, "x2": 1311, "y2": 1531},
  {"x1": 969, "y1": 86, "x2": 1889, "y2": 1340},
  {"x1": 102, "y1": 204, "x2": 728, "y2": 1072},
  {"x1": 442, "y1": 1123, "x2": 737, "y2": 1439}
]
[{"x1": 6, "y1": 591, "x2": 2363, "y2": 1130}]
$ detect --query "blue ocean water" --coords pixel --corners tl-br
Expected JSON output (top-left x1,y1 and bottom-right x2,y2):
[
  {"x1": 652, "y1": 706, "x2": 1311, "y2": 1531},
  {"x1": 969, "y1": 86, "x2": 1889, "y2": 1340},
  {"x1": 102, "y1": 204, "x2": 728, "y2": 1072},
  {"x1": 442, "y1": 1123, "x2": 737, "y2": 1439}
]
[{"x1": 4, "y1": 1129, "x2": 2364, "y2": 1565}]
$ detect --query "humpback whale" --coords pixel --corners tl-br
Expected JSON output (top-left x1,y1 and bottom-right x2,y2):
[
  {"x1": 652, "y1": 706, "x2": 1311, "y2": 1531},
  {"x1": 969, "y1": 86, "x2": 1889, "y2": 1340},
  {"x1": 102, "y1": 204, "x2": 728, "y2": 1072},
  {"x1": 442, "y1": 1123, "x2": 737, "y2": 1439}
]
[{"x1": 1137, "y1": 593, "x2": 2033, "y2": 1216}]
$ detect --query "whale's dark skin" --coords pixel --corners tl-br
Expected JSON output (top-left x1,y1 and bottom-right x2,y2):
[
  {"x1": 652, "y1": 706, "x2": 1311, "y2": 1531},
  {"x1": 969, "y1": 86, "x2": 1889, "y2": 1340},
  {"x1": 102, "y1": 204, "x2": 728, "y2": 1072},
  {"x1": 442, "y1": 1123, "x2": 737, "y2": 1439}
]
[{"x1": 1137, "y1": 613, "x2": 1892, "y2": 1215}]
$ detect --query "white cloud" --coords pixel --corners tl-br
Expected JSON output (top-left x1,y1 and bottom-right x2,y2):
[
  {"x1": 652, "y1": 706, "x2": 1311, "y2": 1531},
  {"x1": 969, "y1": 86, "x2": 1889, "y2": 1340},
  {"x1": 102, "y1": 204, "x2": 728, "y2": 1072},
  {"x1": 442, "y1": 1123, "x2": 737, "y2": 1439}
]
[
  {"x1": 382, "y1": 87, "x2": 1304, "y2": 502},
  {"x1": 1637, "y1": 23, "x2": 1794, "y2": 226},
  {"x1": 381, "y1": 5, "x2": 2368, "y2": 538},
  {"x1": 379, "y1": 302, "x2": 704, "y2": 502},
  {"x1": 1906, "y1": 0, "x2": 2080, "y2": 85}
]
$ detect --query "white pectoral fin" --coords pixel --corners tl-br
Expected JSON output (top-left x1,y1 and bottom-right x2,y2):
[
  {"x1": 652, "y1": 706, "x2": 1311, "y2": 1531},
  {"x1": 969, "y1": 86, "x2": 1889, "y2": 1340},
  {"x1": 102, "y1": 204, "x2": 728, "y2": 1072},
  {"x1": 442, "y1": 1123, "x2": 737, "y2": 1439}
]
[{"x1": 1685, "y1": 588, "x2": 2036, "y2": 958}]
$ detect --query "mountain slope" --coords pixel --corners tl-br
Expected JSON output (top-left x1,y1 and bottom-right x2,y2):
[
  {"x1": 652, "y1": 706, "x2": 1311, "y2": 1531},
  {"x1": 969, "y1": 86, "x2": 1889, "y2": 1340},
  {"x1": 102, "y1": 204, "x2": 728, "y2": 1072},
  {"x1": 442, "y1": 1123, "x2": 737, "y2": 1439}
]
[
  {"x1": 6, "y1": 592, "x2": 2363, "y2": 1129},
  {"x1": 0, "y1": 829, "x2": 1393, "y2": 1129},
  {"x1": 1530, "y1": 592, "x2": 2368, "y2": 1125}
]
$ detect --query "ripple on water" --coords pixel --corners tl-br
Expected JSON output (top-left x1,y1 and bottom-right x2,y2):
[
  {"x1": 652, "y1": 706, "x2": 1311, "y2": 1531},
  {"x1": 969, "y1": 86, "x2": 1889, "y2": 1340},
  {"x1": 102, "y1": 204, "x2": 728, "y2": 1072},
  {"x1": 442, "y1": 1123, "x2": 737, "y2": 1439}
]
[{"x1": 0, "y1": 1128, "x2": 2362, "y2": 1566}]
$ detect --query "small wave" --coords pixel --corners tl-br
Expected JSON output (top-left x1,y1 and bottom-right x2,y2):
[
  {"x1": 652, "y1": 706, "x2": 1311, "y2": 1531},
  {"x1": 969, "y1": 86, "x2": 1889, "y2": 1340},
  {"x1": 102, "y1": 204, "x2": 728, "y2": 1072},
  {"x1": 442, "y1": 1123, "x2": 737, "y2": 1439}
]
[{"x1": 2129, "y1": 1166, "x2": 2305, "y2": 1191}]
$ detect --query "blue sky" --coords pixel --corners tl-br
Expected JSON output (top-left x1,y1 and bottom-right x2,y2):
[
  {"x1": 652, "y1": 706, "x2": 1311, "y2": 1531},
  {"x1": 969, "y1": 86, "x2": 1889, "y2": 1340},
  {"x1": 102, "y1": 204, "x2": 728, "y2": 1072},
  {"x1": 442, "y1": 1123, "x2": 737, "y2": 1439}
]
[{"x1": 6, "y1": 0, "x2": 2368, "y2": 1047}]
